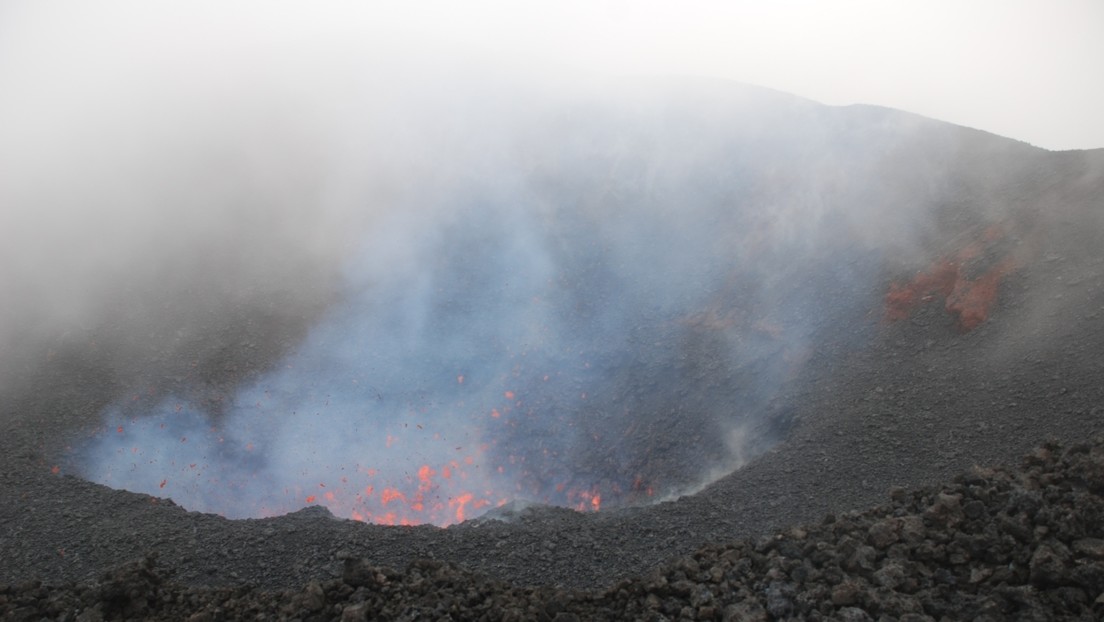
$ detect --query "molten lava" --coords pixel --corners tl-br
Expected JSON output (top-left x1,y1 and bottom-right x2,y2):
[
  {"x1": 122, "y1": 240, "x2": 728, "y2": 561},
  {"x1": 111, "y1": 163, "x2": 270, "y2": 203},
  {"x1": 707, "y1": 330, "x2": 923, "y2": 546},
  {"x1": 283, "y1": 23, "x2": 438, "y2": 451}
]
[{"x1": 885, "y1": 225, "x2": 1019, "y2": 331}]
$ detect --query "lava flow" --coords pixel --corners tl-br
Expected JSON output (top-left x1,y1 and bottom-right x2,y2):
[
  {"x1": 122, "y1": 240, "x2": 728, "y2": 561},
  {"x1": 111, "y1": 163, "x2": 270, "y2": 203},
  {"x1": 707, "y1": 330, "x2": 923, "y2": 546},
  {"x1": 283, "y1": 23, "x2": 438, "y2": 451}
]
[{"x1": 885, "y1": 224, "x2": 1020, "y2": 331}]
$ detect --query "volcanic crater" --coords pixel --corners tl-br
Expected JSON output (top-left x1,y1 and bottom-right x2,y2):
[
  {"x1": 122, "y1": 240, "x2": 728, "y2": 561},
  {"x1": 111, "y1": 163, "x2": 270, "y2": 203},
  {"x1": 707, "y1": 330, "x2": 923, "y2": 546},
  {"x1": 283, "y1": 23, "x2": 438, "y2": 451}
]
[{"x1": 2, "y1": 81, "x2": 1104, "y2": 619}]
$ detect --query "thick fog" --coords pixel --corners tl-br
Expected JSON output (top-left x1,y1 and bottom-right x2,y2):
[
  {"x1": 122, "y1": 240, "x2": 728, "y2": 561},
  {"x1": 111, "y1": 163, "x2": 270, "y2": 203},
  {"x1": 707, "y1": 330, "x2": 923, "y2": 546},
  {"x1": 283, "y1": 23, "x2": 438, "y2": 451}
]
[{"x1": 1, "y1": 5, "x2": 1068, "y2": 525}]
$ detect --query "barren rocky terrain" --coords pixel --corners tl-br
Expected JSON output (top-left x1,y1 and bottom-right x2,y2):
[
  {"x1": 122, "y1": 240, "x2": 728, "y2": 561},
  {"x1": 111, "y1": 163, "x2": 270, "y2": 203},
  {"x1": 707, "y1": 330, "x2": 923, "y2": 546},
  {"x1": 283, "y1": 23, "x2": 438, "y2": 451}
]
[
  {"x1": 2, "y1": 90, "x2": 1103, "y2": 620},
  {"x1": 5, "y1": 438, "x2": 1104, "y2": 620}
]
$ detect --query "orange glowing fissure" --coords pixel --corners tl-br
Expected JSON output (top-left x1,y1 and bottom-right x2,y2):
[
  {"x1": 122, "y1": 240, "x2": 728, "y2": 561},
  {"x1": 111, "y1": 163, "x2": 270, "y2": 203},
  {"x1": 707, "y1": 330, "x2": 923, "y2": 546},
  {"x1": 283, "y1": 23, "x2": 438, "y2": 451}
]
[
  {"x1": 288, "y1": 456, "x2": 481, "y2": 525},
  {"x1": 564, "y1": 485, "x2": 603, "y2": 513},
  {"x1": 105, "y1": 375, "x2": 611, "y2": 526},
  {"x1": 280, "y1": 452, "x2": 611, "y2": 526}
]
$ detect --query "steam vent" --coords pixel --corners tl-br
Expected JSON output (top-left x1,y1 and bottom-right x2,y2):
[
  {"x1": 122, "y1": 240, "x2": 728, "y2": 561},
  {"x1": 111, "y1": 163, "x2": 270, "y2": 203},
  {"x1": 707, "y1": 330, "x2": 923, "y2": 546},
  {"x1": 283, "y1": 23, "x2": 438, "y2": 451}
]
[{"x1": 3, "y1": 26, "x2": 1104, "y2": 622}]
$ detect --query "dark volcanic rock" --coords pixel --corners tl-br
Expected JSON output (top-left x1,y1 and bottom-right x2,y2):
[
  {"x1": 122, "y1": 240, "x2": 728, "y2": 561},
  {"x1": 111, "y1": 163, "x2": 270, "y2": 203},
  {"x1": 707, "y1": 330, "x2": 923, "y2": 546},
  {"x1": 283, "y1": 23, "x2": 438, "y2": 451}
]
[{"x1": 5, "y1": 438, "x2": 1104, "y2": 619}]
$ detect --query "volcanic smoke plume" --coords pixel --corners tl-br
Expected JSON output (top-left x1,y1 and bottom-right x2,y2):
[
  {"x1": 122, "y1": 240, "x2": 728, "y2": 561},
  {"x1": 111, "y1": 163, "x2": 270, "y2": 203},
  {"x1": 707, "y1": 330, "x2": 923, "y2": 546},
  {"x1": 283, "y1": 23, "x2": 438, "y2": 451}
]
[
  {"x1": 1, "y1": 9, "x2": 1046, "y2": 526},
  {"x1": 69, "y1": 92, "x2": 895, "y2": 525},
  {"x1": 54, "y1": 77, "x2": 929, "y2": 526}
]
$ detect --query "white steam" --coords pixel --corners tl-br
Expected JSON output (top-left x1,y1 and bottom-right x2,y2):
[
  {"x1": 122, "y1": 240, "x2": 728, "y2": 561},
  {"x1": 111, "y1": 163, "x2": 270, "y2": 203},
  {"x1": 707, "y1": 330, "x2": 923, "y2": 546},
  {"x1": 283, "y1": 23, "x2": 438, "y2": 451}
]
[{"x1": 1, "y1": 4, "x2": 1062, "y2": 525}]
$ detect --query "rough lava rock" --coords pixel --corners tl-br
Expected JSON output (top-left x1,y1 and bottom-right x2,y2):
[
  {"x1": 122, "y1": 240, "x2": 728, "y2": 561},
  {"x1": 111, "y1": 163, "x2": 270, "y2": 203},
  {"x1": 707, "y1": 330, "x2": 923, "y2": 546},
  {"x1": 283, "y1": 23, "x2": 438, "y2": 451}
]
[{"x1": 4, "y1": 437, "x2": 1104, "y2": 620}]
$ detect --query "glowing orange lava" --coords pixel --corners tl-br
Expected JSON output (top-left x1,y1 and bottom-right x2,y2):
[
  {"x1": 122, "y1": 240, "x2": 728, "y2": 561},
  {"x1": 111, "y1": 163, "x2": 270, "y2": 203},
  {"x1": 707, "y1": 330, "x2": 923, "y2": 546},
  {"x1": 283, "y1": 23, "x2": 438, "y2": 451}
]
[
  {"x1": 380, "y1": 488, "x2": 406, "y2": 506},
  {"x1": 417, "y1": 465, "x2": 435, "y2": 483},
  {"x1": 450, "y1": 492, "x2": 474, "y2": 523},
  {"x1": 85, "y1": 369, "x2": 623, "y2": 528},
  {"x1": 885, "y1": 225, "x2": 1019, "y2": 331}
]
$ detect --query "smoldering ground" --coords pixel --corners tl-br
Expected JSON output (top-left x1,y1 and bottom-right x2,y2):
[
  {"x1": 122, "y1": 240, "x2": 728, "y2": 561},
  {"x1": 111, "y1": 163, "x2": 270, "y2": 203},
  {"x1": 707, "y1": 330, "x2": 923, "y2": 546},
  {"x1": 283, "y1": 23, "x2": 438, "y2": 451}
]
[{"x1": 1, "y1": 6, "x2": 1083, "y2": 527}]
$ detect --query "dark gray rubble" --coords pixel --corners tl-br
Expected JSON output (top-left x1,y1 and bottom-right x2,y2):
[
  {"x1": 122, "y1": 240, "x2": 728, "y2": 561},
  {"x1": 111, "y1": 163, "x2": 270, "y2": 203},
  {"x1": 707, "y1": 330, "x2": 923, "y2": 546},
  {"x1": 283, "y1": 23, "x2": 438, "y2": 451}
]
[{"x1": 4, "y1": 437, "x2": 1104, "y2": 621}]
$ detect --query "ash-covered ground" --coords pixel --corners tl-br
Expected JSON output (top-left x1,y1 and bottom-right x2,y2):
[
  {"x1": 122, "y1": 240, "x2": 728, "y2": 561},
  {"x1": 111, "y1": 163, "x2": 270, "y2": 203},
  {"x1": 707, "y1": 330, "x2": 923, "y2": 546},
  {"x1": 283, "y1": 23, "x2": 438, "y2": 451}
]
[
  {"x1": 2, "y1": 76, "x2": 1104, "y2": 619},
  {"x1": 6, "y1": 438, "x2": 1104, "y2": 620}
]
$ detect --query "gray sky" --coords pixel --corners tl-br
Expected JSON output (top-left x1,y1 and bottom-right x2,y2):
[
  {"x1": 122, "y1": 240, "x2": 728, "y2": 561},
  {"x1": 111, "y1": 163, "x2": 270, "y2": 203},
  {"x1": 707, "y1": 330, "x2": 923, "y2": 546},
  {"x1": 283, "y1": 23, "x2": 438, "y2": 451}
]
[
  {"x1": 373, "y1": 0, "x2": 1104, "y2": 151},
  {"x1": 2, "y1": 0, "x2": 1102, "y2": 150}
]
